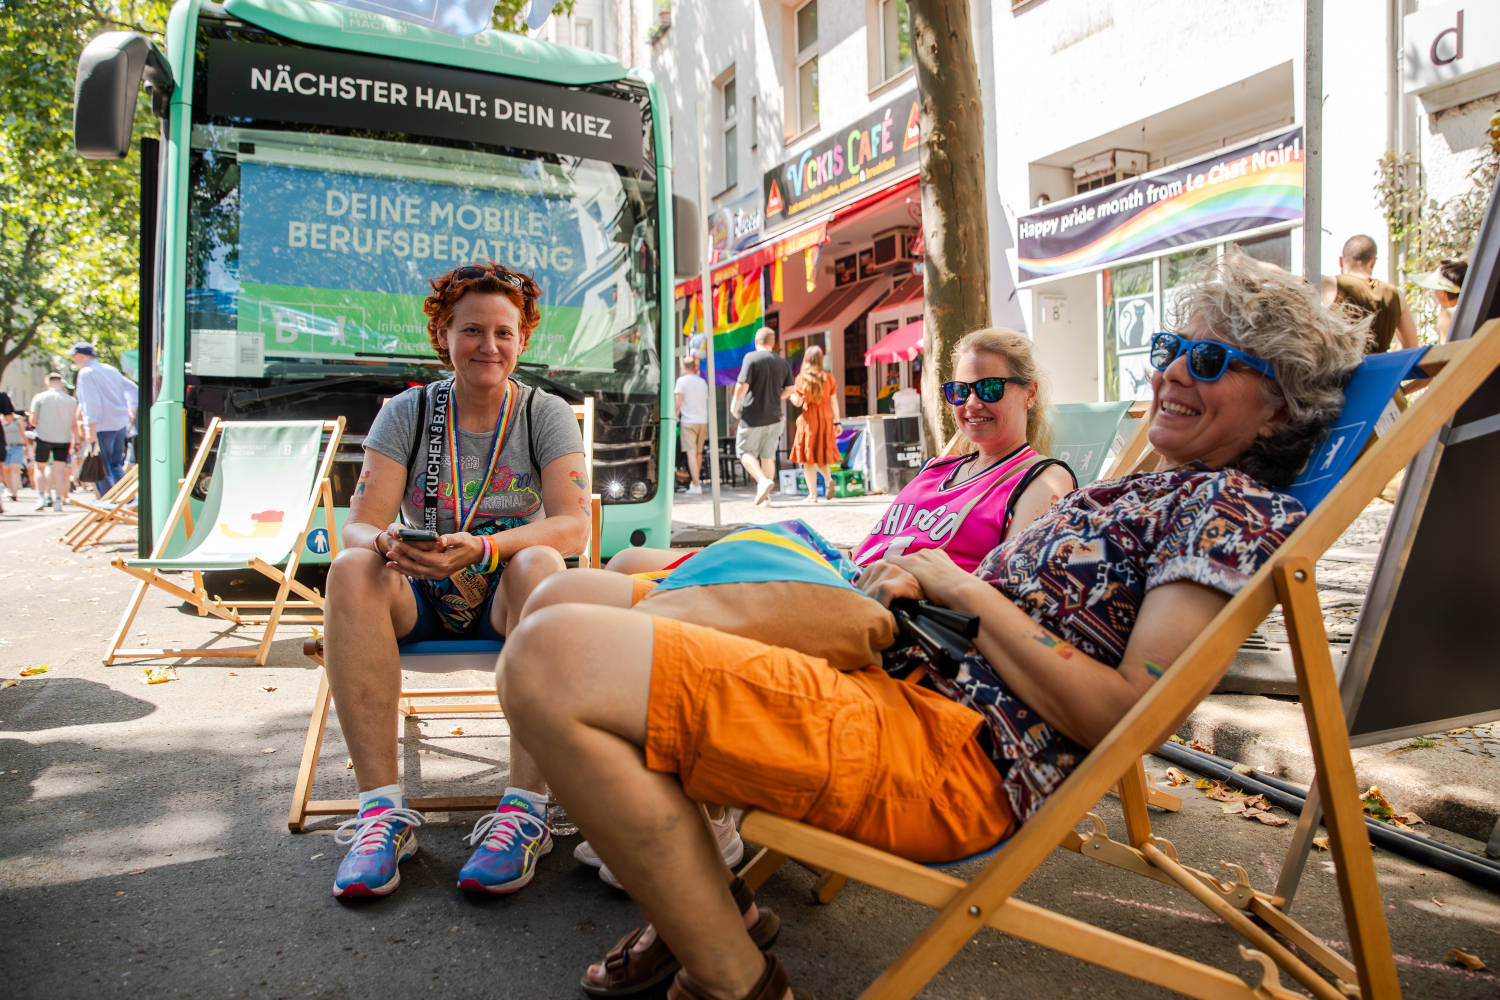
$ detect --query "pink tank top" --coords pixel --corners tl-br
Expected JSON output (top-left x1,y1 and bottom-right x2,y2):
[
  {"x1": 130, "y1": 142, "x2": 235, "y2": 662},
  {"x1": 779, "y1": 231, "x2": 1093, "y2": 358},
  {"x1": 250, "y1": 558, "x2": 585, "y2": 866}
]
[{"x1": 854, "y1": 446, "x2": 1048, "y2": 573}]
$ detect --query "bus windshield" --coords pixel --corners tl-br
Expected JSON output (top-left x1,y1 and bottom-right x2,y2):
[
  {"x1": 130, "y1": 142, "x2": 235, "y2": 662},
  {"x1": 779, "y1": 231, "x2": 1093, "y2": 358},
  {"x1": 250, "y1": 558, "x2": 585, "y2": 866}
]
[{"x1": 186, "y1": 27, "x2": 661, "y2": 408}]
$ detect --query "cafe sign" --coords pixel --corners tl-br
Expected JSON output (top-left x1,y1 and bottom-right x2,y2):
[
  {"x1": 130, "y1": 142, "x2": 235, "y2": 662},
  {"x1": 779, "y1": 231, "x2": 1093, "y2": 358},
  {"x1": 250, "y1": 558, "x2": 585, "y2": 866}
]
[{"x1": 762, "y1": 89, "x2": 920, "y2": 230}]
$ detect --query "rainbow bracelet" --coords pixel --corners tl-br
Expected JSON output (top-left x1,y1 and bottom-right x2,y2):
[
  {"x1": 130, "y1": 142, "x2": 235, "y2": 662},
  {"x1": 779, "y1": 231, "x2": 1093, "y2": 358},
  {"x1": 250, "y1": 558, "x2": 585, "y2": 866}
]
[
  {"x1": 486, "y1": 537, "x2": 503, "y2": 574},
  {"x1": 469, "y1": 536, "x2": 492, "y2": 574}
]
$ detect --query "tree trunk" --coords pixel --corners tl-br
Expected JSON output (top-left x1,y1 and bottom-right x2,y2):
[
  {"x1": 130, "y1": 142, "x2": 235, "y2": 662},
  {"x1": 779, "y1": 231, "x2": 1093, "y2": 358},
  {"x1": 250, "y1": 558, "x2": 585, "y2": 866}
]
[{"x1": 909, "y1": 0, "x2": 989, "y2": 457}]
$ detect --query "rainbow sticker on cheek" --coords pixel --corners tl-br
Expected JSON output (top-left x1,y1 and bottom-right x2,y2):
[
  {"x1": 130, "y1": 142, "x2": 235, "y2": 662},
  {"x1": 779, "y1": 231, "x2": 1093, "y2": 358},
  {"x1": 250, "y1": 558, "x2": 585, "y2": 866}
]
[{"x1": 568, "y1": 472, "x2": 587, "y2": 490}]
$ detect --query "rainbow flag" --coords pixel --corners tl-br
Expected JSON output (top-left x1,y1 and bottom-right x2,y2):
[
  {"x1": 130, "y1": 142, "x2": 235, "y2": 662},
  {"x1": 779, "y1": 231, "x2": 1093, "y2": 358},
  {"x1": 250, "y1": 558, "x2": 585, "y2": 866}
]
[
  {"x1": 710, "y1": 274, "x2": 763, "y2": 386},
  {"x1": 1017, "y1": 128, "x2": 1305, "y2": 283}
]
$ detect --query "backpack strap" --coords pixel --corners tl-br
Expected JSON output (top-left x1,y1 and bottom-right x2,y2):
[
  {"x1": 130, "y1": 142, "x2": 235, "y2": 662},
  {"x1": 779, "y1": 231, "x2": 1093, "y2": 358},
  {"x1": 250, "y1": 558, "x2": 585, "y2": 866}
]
[{"x1": 401, "y1": 382, "x2": 435, "y2": 525}]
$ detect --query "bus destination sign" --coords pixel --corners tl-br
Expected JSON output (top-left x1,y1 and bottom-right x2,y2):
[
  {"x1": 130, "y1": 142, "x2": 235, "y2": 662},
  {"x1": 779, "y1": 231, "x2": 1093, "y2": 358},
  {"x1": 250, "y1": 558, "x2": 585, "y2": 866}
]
[{"x1": 207, "y1": 41, "x2": 644, "y2": 170}]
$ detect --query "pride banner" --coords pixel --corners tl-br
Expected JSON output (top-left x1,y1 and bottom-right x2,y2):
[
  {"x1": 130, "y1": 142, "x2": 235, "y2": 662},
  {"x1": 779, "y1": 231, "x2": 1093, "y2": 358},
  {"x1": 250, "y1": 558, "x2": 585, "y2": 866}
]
[
  {"x1": 1016, "y1": 127, "x2": 1303, "y2": 283},
  {"x1": 710, "y1": 274, "x2": 763, "y2": 386}
]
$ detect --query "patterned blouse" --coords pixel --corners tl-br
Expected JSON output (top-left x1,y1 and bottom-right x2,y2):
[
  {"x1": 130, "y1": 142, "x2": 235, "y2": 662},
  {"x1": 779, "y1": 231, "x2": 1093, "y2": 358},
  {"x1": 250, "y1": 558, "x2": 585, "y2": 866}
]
[{"x1": 920, "y1": 463, "x2": 1306, "y2": 824}]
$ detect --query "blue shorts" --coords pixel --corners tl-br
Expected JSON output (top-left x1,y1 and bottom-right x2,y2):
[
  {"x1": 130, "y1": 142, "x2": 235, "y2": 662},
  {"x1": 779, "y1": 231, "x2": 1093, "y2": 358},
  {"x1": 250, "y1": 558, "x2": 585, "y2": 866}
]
[
  {"x1": 4, "y1": 444, "x2": 22, "y2": 466},
  {"x1": 399, "y1": 577, "x2": 506, "y2": 645}
]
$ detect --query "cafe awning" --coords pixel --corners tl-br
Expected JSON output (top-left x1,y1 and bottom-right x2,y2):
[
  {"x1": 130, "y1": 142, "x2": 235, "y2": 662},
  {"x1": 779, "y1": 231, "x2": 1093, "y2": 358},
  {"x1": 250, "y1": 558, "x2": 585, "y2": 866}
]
[{"x1": 865, "y1": 318, "x2": 923, "y2": 365}]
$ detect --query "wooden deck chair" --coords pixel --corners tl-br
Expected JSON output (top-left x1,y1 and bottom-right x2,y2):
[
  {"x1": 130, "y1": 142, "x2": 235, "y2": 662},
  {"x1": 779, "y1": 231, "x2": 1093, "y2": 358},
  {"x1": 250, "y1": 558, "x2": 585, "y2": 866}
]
[
  {"x1": 734, "y1": 325, "x2": 1500, "y2": 1000},
  {"x1": 288, "y1": 494, "x2": 605, "y2": 832},
  {"x1": 61, "y1": 465, "x2": 139, "y2": 550},
  {"x1": 938, "y1": 400, "x2": 1151, "y2": 485},
  {"x1": 105, "y1": 418, "x2": 344, "y2": 667}
]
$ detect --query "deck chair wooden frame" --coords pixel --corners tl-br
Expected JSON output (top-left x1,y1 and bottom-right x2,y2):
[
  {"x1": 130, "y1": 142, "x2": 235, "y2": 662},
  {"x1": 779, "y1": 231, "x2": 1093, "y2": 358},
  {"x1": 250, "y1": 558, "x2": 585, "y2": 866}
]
[
  {"x1": 734, "y1": 326, "x2": 1500, "y2": 1000},
  {"x1": 287, "y1": 494, "x2": 605, "y2": 832},
  {"x1": 61, "y1": 466, "x2": 140, "y2": 550},
  {"x1": 105, "y1": 417, "x2": 345, "y2": 667}
]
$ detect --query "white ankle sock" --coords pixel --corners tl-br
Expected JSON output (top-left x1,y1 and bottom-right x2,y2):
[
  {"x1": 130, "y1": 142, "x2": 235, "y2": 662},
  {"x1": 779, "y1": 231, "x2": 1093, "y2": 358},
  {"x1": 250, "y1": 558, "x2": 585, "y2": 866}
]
[
  {"x1": 504, "y1": 786, "x2": 548, "y2": 818},
  {"x1": 359, "y1": 783, "x2": 403, "y2": 810}
]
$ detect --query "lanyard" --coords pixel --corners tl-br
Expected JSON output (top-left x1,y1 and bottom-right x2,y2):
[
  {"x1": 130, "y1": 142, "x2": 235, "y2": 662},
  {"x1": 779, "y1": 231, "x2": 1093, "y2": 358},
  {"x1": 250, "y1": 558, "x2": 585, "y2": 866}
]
[{"x1": 423, "y1": 379, "x2": 517, "y2": 534}]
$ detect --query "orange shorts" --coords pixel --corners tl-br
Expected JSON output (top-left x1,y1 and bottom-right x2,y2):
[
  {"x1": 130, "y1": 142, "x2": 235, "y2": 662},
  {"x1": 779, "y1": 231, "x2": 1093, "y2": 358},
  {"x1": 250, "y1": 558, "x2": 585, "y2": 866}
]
[
  {"x1": 630, "y1": 577, "x2": 658, "y2": 605},
  {"x1": 644, "y1": 617, "x2": 1015, "y2": 863}
]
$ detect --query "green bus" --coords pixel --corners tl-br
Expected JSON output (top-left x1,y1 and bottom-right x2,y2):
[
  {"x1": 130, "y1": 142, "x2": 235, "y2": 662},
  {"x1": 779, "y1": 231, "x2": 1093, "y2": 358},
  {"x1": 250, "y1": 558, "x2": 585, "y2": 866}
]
[{"x1": 74, "y1": 0, "x2": 692, "y2": 560}]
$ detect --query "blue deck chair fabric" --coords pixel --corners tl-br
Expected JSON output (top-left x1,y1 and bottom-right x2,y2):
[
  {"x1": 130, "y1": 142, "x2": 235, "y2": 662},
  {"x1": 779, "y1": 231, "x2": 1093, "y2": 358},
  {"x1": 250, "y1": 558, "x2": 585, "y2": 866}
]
[{"x1": 1285, "y1": 347, "x2": 1428, "y2": 510}]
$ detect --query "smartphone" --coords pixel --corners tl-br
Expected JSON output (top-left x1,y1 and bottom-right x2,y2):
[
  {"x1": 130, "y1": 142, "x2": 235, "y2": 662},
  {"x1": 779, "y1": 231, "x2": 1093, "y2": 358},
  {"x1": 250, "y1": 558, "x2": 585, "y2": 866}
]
[{"x1": 394, "y1": 527, "x2": 438, "y2": 543}]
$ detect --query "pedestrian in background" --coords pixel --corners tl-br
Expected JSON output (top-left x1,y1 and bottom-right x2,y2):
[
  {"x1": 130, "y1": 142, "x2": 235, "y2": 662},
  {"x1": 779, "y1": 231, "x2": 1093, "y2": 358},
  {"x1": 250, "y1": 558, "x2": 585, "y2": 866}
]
[
  {"x1": 1412, "y1": 259, "x2": 1467, "y2": 343},
  {"x1": 673, "y1": 354, "x2": 708, "y2": 495},
  {"x1": 70, "y1": 343, "x2": 137, "y2": 495},
  {"x1": 1321, "y1": 235, "x2": 1418, "y2": 354},
  {"x1": 788, "y1": 345, "x2": 838, "y2": 503},
  {"x1": 29, "y1": 372, "x2": 79, "y2": 512},
  {"x1": 731, "y1": 327, "x2": 794, "y2": 505},
  {"x1": 1, "y1": 398, "x2": 25, "y2": 508}
]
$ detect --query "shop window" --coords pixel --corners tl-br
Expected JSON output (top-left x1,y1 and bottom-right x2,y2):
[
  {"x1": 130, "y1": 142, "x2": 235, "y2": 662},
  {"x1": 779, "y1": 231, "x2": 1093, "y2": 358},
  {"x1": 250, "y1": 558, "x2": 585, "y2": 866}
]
[
  {"x1": 1234, "y1": 231, "x2": 1292, "y2": 272},
  {"x1": 796, "y1": 1, "x2": 819, "y2": 132},
  {"x1": 1105, "y1": 260, "x2": 1155, "y2": 403},
  {"x1": 1162, "y1": 247, "x2": 1211, "y2": 328},
  {"x1": 881, "y1": 0, "x2": 912, "y2": 81},
  {"x1": 723, "y1": 75, "x2": 738, "y2": 190}
]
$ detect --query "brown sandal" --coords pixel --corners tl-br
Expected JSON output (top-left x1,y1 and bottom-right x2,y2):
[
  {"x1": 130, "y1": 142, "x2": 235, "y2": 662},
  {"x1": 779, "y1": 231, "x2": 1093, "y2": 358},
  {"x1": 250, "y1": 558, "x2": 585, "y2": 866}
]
[
  {"x1": 580, "y1": 876, "x2": 781, "y2": 996},
  {"x1": 667, "y1": 953, "x2": 815, "y2": 1000}
]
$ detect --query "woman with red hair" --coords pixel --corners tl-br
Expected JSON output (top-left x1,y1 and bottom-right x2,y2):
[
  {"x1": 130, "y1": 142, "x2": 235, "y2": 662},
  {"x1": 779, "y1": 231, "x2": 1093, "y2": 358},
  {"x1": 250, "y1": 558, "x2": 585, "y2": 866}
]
[{"x1": 321, "y1": 262, "x2": 590, "y2": 900}]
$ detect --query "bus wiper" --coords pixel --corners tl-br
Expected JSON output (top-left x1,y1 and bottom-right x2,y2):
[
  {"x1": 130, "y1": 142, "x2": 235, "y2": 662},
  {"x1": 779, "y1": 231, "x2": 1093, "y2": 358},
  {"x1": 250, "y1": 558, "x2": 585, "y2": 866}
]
[
  {"x1": 230, "y1": 375, "x2": 390, "y2": 408},
  {"x1": 513, "y1": 364, "x2": 619, "y2": 419}
]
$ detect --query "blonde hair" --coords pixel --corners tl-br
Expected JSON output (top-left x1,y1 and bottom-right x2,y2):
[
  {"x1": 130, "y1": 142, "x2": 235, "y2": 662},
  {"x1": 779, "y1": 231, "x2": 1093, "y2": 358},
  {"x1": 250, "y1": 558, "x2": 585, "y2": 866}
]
[
  {"x1": 1167, "y1": 254, "x2": 1366, "y2": 486},
  {"x1": 797, "y1": 345, "x2": 828, "y2": 404},
  {"x1": 949, "y1": 328, "x2": 1054, "y2": 456}
]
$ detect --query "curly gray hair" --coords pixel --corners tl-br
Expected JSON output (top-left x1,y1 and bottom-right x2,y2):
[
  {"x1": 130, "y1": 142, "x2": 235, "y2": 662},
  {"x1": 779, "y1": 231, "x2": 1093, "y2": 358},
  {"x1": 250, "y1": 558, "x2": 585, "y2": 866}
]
[{"x1": 1165, "y1": 254, "x2": 1367, "y2": 488}]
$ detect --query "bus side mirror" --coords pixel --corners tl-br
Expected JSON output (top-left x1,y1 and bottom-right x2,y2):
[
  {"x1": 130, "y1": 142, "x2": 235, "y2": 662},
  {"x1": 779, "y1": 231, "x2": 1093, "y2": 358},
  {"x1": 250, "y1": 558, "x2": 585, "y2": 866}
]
[
  {"x1": 74, "y1": 31, "x2": 175, "y2": 160},
  {"x1": 673, "y1": 194, "x2": 700, "y2": 277}
]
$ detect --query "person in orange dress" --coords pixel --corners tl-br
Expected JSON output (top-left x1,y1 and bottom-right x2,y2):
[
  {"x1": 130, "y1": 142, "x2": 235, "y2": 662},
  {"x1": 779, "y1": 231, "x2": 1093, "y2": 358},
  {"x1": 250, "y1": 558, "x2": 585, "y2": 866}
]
[{"x1": 788, "y1": 345, "x2": 838, "y2": 502}]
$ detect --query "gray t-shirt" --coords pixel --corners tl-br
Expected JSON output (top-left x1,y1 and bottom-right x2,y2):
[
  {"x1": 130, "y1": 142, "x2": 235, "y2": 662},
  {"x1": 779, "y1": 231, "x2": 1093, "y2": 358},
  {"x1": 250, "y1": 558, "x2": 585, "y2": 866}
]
[
  {"x1": 29, "y1": 388, "x2": 78, "y2": 443},
  {"x1": 364, "y1": 381, "x2": 585, "y2": 535}
]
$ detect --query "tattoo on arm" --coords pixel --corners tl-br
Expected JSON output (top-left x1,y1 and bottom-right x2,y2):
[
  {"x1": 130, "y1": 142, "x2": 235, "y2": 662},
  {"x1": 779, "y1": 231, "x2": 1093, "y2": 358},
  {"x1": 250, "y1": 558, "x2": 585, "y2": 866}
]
[
  {"x1": 1031, "y1": 631, "x2": 1075, "y2": 659},
  {"x1": 568, "y1": 471, "x2": 587, "y2": 490},
  {"x1": 1143, "y1": 659, "x2": 1167, "y2": 679},
  {"x1": 354, "y1": 470, "x2": 372, "y2": 496}
]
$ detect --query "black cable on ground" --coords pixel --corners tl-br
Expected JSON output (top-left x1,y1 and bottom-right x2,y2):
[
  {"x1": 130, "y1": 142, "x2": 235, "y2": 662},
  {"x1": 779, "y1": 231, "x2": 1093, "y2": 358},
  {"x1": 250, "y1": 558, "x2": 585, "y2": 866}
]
[{"x1": 1154, "y1": 741, "x2": 1500, "y2": 894}]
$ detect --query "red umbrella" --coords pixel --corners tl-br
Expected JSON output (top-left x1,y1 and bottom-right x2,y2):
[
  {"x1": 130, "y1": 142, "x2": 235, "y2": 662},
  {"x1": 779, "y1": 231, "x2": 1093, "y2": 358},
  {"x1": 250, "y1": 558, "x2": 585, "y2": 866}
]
[{"x1": 865, "y1": 319, "x2": 923, "y2": 366}]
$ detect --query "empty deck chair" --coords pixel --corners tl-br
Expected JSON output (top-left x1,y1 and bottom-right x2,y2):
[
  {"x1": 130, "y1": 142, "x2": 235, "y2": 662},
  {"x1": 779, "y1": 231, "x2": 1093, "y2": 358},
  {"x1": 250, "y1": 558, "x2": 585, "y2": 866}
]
[{"x1": 105, "y1": 418, "x2": 344, "y2": 667}]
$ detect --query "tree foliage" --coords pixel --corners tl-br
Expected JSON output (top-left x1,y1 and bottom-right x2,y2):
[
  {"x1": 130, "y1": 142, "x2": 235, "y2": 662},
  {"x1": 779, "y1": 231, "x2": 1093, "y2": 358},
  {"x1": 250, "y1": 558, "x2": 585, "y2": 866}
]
[
  {"x1": 0, "y1": 1, "x2": 169, "y2": 390},
  {"x1": 491, "y1": 1, "x2": 576, "y2": 36},
  {"x1": 1376, "y1": 109, "x2": 1500, "y2": 341}
]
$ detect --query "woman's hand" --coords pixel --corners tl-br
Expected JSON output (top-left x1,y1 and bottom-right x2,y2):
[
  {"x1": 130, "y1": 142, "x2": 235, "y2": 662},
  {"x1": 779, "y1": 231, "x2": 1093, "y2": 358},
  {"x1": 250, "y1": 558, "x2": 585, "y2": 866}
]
[
  {"x1": 857, "y1": 560, "x2": 924, "y2": 606},
  {"x1": 380, "y1": 524, "x2": 483, "y2": 580},
  {"x1": 884, "y1": 549, "x2": 978, "y2": 609}
]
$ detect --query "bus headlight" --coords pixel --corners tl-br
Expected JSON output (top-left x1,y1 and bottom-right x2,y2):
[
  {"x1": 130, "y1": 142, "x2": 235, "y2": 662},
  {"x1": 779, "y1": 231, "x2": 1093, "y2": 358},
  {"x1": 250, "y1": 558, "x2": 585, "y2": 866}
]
[
  {"x1": 630, "y1": 480, "x2": 649, "y2": 500},
  {"x1": 605, "y1": 480, "x2": 626, "y2": 499}
]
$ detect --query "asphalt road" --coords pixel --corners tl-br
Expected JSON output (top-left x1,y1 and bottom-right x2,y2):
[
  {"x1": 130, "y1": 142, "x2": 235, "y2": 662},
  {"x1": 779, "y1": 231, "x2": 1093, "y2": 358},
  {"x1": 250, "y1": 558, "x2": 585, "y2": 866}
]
[{"x1": 3, "y1": 488, "x2": 1498, "y2": 999}]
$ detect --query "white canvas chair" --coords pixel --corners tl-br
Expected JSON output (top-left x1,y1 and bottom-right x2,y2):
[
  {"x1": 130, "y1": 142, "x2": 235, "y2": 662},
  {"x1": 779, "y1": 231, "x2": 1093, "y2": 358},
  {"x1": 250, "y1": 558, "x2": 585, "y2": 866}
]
[
  {"x1": 61, "y1": 465, "x2": 139, "y2": 550},
  {"x1": 106, "y1": 417, "x2": 344, "y2": 667}
]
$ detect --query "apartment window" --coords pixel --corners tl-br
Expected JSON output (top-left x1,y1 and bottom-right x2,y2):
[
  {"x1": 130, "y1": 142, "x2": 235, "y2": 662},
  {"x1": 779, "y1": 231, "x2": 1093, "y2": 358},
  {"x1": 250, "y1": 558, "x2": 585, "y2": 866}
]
[
  {"x1": 723, "y1": 76, "x2": 738, "y2": 190},
  {"x1": 880, "y1": 0, "x2": 911, "y2": 80},
  {"x1": 574, "y1": 18, "x2": 593, "y2": 49},
  {"x1": 796, "y1": 1, "x2": 819, "y2": 131}
]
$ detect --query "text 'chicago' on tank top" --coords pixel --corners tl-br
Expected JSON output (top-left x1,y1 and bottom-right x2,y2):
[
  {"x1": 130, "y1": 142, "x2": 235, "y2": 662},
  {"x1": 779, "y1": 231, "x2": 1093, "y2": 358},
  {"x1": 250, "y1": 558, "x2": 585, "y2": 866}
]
[{"x1": 853, "y1": 444, "x2": 1043, "y2": 573}]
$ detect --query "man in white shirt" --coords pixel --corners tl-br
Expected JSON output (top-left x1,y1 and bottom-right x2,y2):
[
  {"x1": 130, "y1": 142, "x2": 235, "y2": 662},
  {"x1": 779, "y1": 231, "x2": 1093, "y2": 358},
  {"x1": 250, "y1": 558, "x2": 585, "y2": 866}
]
[
  {"x1": 28, "y1": 373, "x2": 80, "y2": 512},
  {"x1": 70, "y1": 342, "x2": 138, "y2": 495},
  {"x1": 673, "y1": 354, "x2": 709, "y2": 495}
]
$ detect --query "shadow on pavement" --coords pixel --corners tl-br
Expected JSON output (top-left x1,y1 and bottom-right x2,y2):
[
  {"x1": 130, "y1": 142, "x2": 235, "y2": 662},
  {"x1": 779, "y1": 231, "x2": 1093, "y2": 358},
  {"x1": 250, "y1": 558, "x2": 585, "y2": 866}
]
[{"x1": 0, "y1": 677, "x2": 156, "y2": 732}]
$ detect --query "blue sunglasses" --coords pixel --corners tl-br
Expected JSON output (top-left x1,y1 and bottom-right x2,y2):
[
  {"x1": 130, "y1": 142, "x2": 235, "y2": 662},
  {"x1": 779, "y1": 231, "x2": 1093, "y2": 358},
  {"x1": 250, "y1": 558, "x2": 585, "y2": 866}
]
[{"x1": 1150, "y1": 332, "x2": 1276, "y2": 381}]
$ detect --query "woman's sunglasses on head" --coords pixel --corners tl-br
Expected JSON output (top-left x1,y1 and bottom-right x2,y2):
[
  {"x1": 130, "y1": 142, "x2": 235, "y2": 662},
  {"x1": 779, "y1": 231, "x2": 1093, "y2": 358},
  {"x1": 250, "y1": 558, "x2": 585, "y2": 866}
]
[
  {"x1": 452, "y1": 264, "x2": 528, "y2": 289},
  {"x1": 1149, "y1": 332, "x2": 1276, "y2": 381},
  {"x1": 941, "y1": 377, "x2": 1026, "y2": 405}
]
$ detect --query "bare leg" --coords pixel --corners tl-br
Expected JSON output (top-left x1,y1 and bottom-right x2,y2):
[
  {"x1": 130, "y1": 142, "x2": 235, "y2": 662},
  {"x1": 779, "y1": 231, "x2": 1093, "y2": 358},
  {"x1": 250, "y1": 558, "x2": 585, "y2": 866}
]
[
  {"x1": 686, "y1": 441, "x2": 702, "y2": 484},
  {"x1": 51, "y1": 459, "x2": 69, "y2": 496},
  {"x1": 605, "y1": 546, "x2": 698, "y2": 575},
  {"x1": 487, "y1": 545, "x2": 568, "y2": 795},
  {"x1": 739, "y1": 452, "x2": 769, "y2": 485},
  {"x1": 819, "y1": 464, "x2": 833, "y2": 498},
  {"x1": 800, "y1": 463, "x2": 816, "y2": 501},
  {"x1": 321, "y1": 547, "x2": 420, "y2": 792},
  {"x1": 759, "y1": 457, "x2": 778, "y2": 485},
  {"x1": 501, "y1": 605, "x2": 769, "y2": 1000}
]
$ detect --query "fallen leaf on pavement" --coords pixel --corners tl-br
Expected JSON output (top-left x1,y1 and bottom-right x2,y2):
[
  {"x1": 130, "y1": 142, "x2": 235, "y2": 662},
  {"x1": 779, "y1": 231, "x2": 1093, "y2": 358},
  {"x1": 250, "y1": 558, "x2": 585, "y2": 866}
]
[
  {"x1": 1445, "y1": 949, "x2": 1487, "y2": 971},
  {"x1": 1361, "y1": 786, "x2": 1397, "y2": 824},
  {"x1": 1163, "y1": 767, "x2": 1191, "y2": 786},
  {"x1": 126, "y1": 870, "x2": 145, "y2": 876},
  {"x1": 1251, "y1": 811, "x2": 1289, "y2": 826},
  {"x1": 258, "y1": 686, "x2": 277, "y2": 692},
  {"x1": 1204, "y1": 780, "x2": 1244, "y2": 803},
  {"x1": 19, "y1": 665, "x2": 49, "y2": 676},
  {"x1": 1168, "y1": 734, "x2": 1187, "y2": 744},
  {"x1": 1432, "y1": 897, "x2": 1444, "y2": 907},
  {"x1": 261, "y1": 748, "x2": 276, "y2": 754},
  {"x1": 227, "y1": 672, "x2": 237, "y2": 676},
  {"x1": 1189, "y1": 739, "x2": 1213, "y2": 754},
  {"x1": 138, "y1": 667, "x2": 178, "y2": 685},
  {"x1": 208, "y1": 948, "x2": 225, "y2": 957},
  {"x1": 1195, "y1": 778, "x2": 1213, "y2": 790},
  {"x1": 1397, "y1": 811, "x2": 1425, "y2": 826},
  {"x1": 1, "y1": 679, "x2": 18, "y2": 688},
  {"x1": 1221, "y1": 801, "x2": 1247, "y2": 814},
  {"x1": 114, "y1": 892, "x2": 124, "y2": 897},
  {"x1": 1231, "y1": 763, "x2": 1256, "y2": 775},
  {"x1": 1312, "y1": 835, "x2": 1329, "y2": 851},
  {"x1": 310, "y1": 854, "x2": 324, "y2": 861},
  {"x1": 449, "y1": 727, "x2": 464, "y2": 736},
  {"x1": 345, "y1": 758, "x2": 354, "y2": 769}
]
